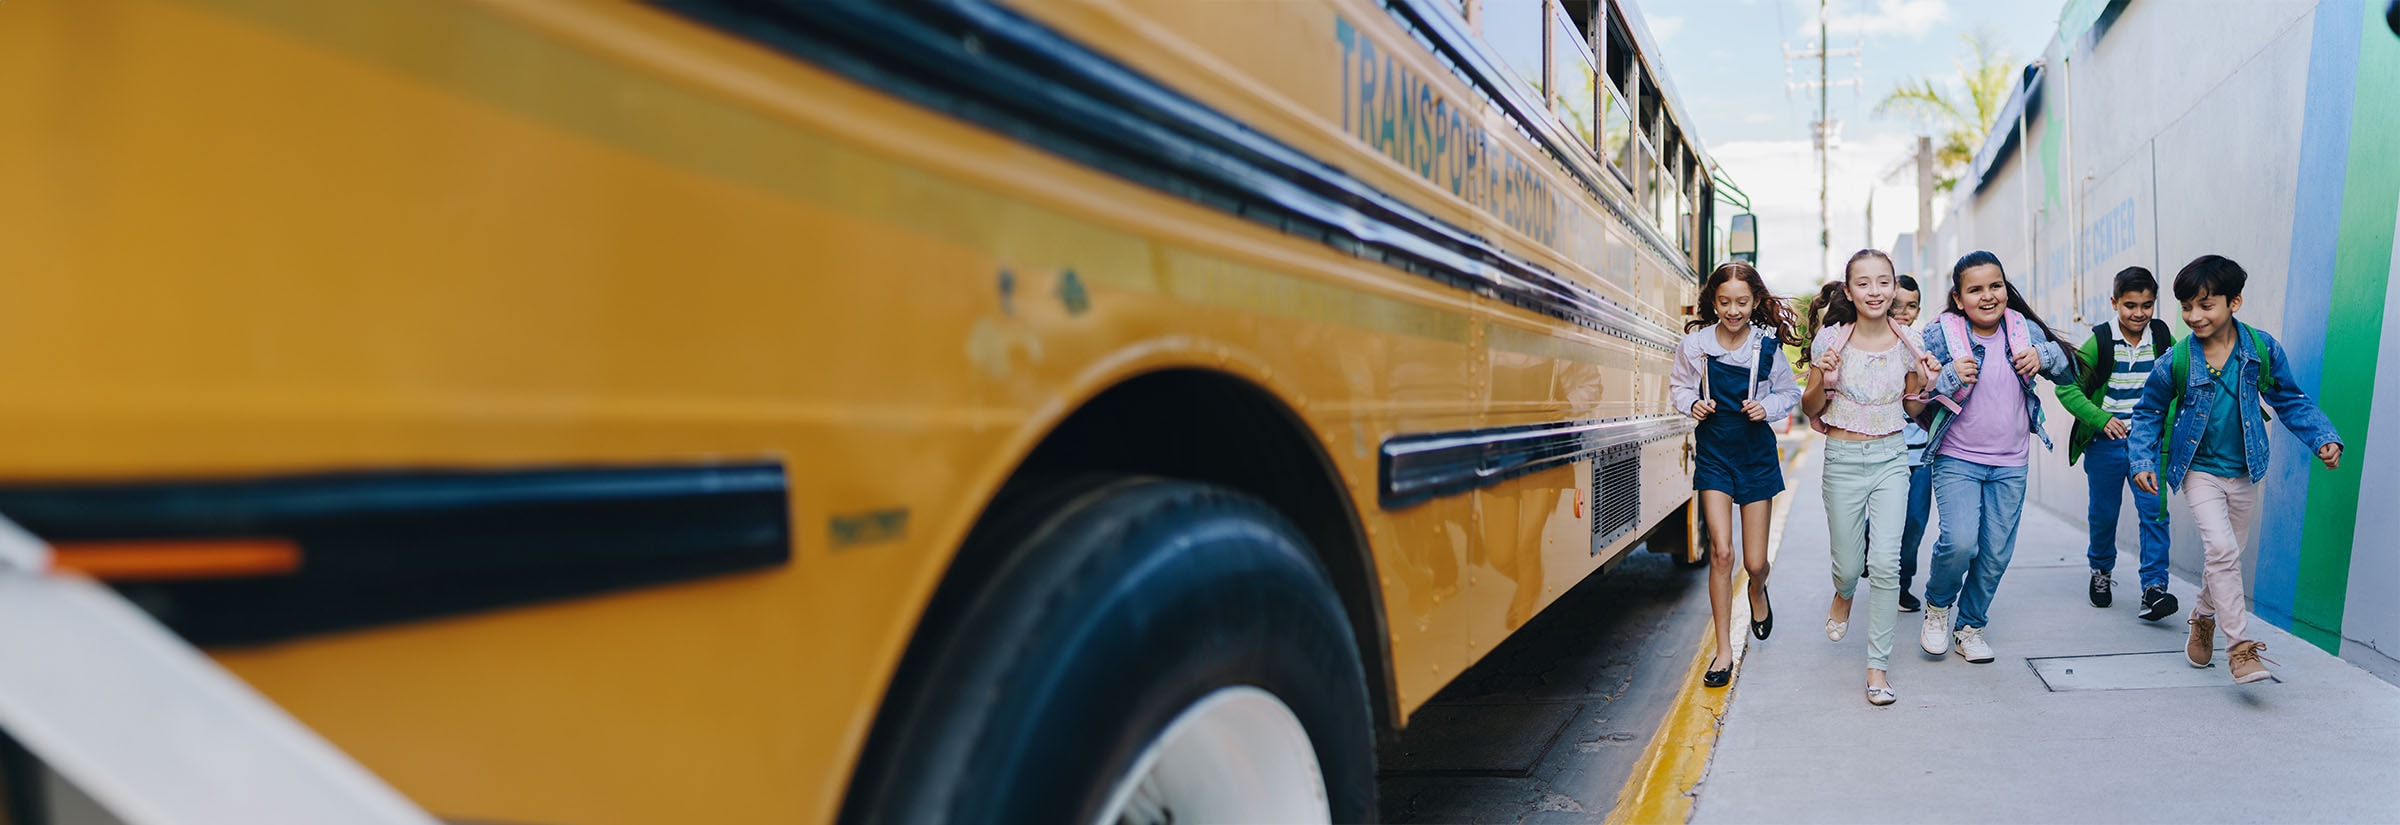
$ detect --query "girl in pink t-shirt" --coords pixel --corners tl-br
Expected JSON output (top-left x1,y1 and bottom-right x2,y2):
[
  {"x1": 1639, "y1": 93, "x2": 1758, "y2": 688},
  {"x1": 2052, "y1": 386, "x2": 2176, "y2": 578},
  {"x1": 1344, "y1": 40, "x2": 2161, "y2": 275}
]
[{"x1": 1914, "y1": 251, "x2": 2083, "y2": 666}]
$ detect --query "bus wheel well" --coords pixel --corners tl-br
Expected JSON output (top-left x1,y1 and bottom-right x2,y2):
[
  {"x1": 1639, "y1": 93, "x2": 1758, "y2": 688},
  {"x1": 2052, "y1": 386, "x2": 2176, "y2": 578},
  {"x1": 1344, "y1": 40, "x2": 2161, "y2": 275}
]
[{"x1": 952, "y1": 369, "x2": 1392, "y2": 731}]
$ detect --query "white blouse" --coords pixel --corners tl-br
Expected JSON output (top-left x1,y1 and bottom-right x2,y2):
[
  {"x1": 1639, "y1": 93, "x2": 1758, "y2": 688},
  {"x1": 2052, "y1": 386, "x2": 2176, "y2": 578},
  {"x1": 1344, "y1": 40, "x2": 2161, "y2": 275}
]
[{"x1": 1668, "y1": 323, "x2": 1803, "y2": 422}]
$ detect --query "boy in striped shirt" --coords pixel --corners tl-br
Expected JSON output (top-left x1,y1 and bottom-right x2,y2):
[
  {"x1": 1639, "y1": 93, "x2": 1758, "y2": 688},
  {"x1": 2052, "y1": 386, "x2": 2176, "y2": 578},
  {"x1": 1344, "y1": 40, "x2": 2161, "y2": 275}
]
[{"x1": 2058, "y1": 267, "x2": 2179, "y2": 620}]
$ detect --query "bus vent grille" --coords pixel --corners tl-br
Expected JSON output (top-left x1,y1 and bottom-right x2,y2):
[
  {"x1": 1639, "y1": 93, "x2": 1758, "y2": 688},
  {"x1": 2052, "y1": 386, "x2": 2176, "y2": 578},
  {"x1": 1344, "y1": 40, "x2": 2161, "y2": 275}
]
[{"x1": 1592, "y1": 447, "x2": 1641, "y2": 543}]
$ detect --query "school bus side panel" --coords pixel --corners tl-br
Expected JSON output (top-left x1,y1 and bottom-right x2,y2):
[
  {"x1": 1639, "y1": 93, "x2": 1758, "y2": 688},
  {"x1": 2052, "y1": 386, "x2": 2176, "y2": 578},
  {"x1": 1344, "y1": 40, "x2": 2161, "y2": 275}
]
[{"x1": 0, "y1": 0, "x2": 1514, "y2": 821}]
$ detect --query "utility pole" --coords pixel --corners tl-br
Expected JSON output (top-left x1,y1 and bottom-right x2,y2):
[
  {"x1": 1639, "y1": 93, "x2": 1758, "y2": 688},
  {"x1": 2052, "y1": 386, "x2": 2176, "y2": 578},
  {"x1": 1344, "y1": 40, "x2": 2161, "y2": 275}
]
[
  {"x1": 1785, "y1": 0, "x2": 1860, "y2": 283},
  {"x1": 1916, "y1": 135, "x2": 1934, "y2": 275}
]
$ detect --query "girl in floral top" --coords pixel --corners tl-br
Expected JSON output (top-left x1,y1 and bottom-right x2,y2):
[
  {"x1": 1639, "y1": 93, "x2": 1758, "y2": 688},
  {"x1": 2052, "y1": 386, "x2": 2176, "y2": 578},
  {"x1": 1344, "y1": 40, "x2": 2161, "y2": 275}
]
[{"x1": 1800, "y1": 249, "x2": 1936, "y2": 706}]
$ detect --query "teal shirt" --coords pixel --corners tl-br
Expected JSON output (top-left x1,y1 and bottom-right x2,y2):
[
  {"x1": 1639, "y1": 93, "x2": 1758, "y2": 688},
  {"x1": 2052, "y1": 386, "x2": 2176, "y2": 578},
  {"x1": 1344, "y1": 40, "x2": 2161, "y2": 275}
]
[{"x1": 2189, "y1": 359, "x2": 2249, "y2": 479}]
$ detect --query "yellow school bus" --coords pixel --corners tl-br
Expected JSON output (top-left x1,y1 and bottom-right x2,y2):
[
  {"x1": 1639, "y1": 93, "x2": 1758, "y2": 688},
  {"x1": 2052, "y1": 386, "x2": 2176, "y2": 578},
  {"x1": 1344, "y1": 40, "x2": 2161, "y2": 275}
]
[{"x1": 0, "y1": 0, "x2": 1741, "y2": 822}]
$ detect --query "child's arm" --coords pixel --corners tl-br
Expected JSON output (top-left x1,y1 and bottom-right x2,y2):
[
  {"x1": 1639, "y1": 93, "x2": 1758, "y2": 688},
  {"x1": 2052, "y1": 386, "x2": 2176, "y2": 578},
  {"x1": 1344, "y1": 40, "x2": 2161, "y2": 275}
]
[
  {"x1": 2259, "y1": 334, "x2": 2343, "y2": 466},
  {"x1": 1757, "y1": 345, "x2": 1803, "y2": 422},
  {"x1": 2030, "y1": 326, "x2": 2081, "y2": 385},
  {"x1": 2127, "y1": 357, "x2": 2176, "y2": 491},
  {"x1": 2054, "y1": 337, "x2": 2113, "y2": 428},
  {"x1": 1800, "y1": 335, "x2": 1835, "y2": 418},
  {"x1": 1668, "y1": 335, "x2": 1709, "y2": 419},
  {"x1": 1925, "y1": 331, "x2": 1973, "y2": 397},
  {"x1": 1902, "y1": 369, "x2": 1927, "y2": 418}
]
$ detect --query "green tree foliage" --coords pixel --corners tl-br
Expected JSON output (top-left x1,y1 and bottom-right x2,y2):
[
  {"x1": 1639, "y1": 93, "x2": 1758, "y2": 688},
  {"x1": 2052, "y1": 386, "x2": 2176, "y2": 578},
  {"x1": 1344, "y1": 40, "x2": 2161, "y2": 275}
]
[{"x1": 1874, "y1": 27, "x2": 2019, "y2": 192}]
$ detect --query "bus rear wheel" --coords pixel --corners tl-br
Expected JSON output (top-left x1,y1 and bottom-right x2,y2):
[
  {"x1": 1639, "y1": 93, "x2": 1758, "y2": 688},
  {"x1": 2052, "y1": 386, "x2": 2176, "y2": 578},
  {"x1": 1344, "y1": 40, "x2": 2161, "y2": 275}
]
[{"x1": 843, "y1": 477, "x2": 1376, "y2": 825}]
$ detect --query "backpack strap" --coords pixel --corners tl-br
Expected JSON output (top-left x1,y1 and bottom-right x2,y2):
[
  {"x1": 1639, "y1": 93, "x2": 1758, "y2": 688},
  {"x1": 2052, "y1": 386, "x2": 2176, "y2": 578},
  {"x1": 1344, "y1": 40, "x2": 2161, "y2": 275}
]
[
  {"x1": 1814, "y1": 322, "x2": 1855, "y2": 389},
  {"x1": 1938, "y1": 313, "x2": 1975, "y2": 401},
  {"x1": 1806, "y1": 323, "x2": 1854, "y2": 434},
  {"x1": 2247, "y1": 322, "x2": 2275, "y2": 394},
  {"x1": 2083, "y1": 322, "x2": 2115, "y2": 396},
  {"x1": 2245, "y1": 322, "x2": 2276, "y2": 423},
  {"x1": 2149, "y1": 318, "x2": 2174, "y2": 352},
  {"x1": 2003, "y1": 308, "x2": 2034, "y2": 357},
  {"x1": 2156, "y1": 336, "x2": 2194, "y2": 519},
  {"x1": 1697, "y1": 335, "x2": 1712, "y2": 404},
  {"x1": 1752, "y1": 333, "x2": 1776, "y2": 395}
]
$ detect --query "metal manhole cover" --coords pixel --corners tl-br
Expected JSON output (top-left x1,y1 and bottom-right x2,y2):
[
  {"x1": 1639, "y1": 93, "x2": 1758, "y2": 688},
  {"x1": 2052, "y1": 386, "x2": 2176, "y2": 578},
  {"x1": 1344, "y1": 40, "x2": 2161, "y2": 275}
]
[{"x1": 2029, "y1": 650, "x2": 2279, "y2": 691}]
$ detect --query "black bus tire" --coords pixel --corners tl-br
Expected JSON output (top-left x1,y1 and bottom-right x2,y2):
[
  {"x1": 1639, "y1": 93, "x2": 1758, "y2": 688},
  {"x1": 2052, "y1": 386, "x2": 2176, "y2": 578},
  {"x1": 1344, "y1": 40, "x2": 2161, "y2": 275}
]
[{"x1": 843, "y1": 476, "x2": 1377, "y2": 825}]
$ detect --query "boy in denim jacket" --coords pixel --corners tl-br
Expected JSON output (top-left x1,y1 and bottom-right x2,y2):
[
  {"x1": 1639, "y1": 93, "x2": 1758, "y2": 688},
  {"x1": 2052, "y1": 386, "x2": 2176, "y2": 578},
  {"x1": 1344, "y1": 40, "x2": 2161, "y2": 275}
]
[{"x1": 2130, "y1": 255, "x2": 2343, "y2": 684}]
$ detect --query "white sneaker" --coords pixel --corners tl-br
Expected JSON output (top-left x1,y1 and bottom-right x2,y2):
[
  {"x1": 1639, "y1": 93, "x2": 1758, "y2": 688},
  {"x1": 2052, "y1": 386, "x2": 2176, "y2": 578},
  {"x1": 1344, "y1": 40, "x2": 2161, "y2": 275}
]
[
  {"x1": 1953, "y1": 626, "x2": 1996, "y2": 664},
  {"x1": 1920, "y1": 605, "x2": 1952, "y2": 655}
]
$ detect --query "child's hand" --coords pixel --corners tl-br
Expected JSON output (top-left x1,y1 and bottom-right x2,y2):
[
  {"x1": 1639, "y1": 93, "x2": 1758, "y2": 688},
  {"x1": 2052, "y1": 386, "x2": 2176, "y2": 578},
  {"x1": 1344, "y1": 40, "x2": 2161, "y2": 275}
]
[
  {"x1": 1812, "y1": 351, "x2": 1842, "y2": 384},
  {"x1": 2319, "y1": 442, "x2": 2342, "y2": 469},
  {"x1": 2104, "y1": 418, "x2": 2131, "y2": 440},
  {"x1": 2133, "y1": 472, "x2": 2158, "y2": 494},
  {"x1": 1741, "y1": 400, "x2": 1767, "y2": 421},
  {"x1": 1690, "y1": 399, "x2": 1716, "y2": 420},
  {"x1": 2011, "y1": 346, "x2": 2039, "y2": 378},
  {"x1": 1918, "y1": 354, "x2": 1942, "y2": 377},
  {"x1": 1955, "y1": 355, "x2": 1980, "y2": 385}
]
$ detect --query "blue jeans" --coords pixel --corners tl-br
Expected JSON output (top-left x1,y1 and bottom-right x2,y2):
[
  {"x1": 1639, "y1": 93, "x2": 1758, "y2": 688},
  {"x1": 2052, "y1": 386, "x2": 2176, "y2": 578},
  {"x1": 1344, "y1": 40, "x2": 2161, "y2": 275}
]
[
  {"x1": 1869, "y1": 462, "x2": 1933, "y2": 592},
  {"x1": 2082, "y1": 436, "x2": 2170, "y2": 589},
  {"x1": 1925, "y1": 456, "x2": 2029, "y2": 630},
  {"x1": 1900, "y1": 462, "x2": 1931, "y2": 592}
]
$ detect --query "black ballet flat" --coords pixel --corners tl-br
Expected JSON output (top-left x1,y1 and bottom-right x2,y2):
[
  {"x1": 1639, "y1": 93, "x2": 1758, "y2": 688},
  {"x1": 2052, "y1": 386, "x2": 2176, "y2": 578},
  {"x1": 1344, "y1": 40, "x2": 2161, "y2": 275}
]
[
  {"x1": 1750, "y1": 587, "x2": 1774, "y2": 640},
  {"x1": 1703, "y1": 663, "x2": 1732, "y2": 688}
]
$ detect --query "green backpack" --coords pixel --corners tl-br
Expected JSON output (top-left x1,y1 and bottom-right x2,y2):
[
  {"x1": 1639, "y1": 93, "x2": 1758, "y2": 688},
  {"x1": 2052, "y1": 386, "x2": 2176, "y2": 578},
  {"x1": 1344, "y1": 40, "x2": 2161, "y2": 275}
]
[{"x1": 2154, "y1": 322, "x2": 2274, "y2": 517}]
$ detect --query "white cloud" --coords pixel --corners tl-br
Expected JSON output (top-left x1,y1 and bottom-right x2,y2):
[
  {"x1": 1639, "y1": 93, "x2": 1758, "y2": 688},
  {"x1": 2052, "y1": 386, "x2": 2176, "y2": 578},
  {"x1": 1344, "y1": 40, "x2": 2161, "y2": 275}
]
[
  {"x1": 1794, "y1": 0, "x2": 1952, "y2": 40},
  {"x1": 1710, "y1": 130, "x2": 1933, "y2": 296},
  {"x1": 1650, "y1": 15, "x2": 1685, "y2": 43}
]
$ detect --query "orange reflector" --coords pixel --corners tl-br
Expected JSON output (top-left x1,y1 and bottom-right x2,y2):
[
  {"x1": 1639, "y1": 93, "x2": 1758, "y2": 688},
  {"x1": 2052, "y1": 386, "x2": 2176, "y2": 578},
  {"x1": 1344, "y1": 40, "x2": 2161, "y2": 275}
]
[{"x1": 50, "y1": 539, "x2": 301, "y2": 581}]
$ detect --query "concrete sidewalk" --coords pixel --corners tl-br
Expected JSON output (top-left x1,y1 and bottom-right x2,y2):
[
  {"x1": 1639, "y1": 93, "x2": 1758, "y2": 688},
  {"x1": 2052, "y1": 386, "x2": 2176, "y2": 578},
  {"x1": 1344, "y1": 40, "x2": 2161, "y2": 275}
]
[{"x1": 1691, "y1": 439, "x2": 2400, "y2": 823}]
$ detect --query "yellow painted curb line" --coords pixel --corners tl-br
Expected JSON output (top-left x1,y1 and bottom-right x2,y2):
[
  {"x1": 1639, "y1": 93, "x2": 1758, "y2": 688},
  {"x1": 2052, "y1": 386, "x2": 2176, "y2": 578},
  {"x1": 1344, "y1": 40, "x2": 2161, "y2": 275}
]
[{"x1": 1604, "y1": 435, "x2": 1814, "y2": 825}]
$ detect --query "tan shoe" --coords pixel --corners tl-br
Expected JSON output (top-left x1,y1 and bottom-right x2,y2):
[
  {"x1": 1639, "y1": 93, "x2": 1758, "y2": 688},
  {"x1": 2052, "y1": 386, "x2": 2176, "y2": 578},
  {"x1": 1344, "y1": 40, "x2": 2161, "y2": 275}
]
[
  {"x1": 2229, "y1": 640, "x2": 2278, "y2": 684},
  {"x1": 2186, "y1": 613, "x2": 2216, "y2": 667}
]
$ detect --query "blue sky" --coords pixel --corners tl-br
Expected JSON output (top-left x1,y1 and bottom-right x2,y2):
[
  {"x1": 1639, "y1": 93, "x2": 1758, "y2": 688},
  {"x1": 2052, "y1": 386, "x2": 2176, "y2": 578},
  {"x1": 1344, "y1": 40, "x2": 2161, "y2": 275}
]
[{"x1": 1632, "y1": 0, "x2": 2066, "y2": 293}]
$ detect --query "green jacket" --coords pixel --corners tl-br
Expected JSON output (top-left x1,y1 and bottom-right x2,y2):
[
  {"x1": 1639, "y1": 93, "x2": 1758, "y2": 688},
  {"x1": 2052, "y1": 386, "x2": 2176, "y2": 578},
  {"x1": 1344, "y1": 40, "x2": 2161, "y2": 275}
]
[{"x1": 2055, "y1": 335, "x2": 2116, "y2": 465}]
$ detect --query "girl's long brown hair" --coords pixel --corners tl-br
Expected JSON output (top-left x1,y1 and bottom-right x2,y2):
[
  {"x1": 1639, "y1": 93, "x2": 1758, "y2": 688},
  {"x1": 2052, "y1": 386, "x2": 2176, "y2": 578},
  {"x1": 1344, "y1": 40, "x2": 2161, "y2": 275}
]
[{"x1": 1686, "y1": 260, "x2": 1797, "y2": 344}]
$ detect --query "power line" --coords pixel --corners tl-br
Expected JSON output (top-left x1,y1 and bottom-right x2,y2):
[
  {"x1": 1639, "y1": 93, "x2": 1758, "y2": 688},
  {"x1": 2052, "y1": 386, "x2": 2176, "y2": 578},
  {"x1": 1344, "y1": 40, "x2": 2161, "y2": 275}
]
[{"x1": 1784, "y1": 0, "x2": 1861, "y2": 284}]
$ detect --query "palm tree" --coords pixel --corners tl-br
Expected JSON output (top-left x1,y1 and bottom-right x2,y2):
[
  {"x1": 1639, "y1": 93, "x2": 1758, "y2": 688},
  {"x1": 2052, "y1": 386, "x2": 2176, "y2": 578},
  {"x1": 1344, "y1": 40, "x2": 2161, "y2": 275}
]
[{"x1": 1874, "y1": 27, "x2": 2019, "y2": 191}]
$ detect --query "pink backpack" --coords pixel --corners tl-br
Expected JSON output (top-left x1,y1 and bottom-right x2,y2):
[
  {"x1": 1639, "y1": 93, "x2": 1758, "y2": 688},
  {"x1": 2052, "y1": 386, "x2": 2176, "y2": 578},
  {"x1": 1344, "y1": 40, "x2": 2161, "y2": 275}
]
[
  {"x1": 1934, "y1": 309, "x2": 2034, "y2": 406},
  {"x1": 1809, "y1": 316, "x2": 1950, "y2": 434}
]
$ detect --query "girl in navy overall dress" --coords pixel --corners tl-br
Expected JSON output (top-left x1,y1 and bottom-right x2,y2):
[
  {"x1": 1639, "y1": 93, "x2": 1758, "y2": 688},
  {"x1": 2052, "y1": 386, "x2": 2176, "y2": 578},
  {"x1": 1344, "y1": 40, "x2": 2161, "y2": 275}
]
[
  {"x1": 1669, "y1": 261, "x2": 1801, "y2": 688},
  {"x1": 1694, "y1": 337, "x2": 1787, "y2": 505}
]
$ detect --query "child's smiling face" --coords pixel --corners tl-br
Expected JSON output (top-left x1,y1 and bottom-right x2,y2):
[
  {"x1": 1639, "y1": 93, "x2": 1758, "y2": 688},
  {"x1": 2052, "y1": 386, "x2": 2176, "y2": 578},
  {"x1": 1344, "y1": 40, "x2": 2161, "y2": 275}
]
[
  {"x1": 1714, "y1": 278, "x2": 1755, "y2": 332},
  {"x1": 1845, "y1": 257, "x2": 1896, "y2": 320},
  {"x1": 2180, "y1": 288, "x2": 2242, "y2": 342},
  {"x1": 1953, "y1": 264, "x2": 2009, "y2": 329},
  {"x1": 2114, "y1": 288, "x2": 2157, "y2": 333},
  {"x1": 1892, "y1": 286, "x2": 1921, "y2": 326}
]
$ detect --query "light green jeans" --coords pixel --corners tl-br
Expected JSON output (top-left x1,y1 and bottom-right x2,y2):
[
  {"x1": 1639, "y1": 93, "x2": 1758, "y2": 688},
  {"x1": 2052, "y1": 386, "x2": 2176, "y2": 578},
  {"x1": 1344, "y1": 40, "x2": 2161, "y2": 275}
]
[{"x1": 1822, "y1": 434, "x2": 1910, "y2": 670}]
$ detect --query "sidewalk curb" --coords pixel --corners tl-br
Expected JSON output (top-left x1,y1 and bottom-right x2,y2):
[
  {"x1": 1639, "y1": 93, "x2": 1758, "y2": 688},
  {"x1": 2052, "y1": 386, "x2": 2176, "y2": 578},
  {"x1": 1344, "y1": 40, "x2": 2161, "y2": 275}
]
[{"x1": 1604, "y1": 435, "x2": 1812, "y2": 825}]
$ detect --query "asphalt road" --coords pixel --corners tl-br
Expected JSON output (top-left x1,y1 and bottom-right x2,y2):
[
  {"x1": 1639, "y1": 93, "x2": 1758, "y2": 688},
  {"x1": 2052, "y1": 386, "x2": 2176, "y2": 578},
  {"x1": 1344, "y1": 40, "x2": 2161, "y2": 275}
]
[{"x1": 1376, "y1": 545, "x2": 1716, "y2": 823}]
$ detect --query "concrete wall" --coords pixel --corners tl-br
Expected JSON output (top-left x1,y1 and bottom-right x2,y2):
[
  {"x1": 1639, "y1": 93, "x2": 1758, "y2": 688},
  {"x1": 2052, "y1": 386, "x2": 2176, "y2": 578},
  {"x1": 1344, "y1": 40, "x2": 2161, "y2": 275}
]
[{"x1": 1925, "y1": 0, "x2": 2400, "y2": 678}]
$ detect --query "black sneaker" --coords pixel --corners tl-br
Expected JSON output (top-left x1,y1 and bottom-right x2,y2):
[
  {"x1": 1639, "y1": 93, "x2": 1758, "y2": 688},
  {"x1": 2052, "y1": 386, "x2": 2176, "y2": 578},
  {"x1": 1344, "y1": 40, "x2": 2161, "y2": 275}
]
[
  {"x1": 2138, "y1": 585, "x2": 2180, "y2": 622},
  {"x1": 1898, "y1": 590, "x2": 1922, "y2": 612},
  {"x1": 2089, "y1": 569, "x2": 2113, "y2": 608}
]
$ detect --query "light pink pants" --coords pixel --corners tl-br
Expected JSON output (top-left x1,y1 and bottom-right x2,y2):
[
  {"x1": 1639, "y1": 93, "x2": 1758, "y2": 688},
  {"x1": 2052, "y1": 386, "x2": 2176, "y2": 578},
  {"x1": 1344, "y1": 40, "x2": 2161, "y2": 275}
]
[{"x1": 2184, "y1": 472, "x2": 2259, "y2": 643}]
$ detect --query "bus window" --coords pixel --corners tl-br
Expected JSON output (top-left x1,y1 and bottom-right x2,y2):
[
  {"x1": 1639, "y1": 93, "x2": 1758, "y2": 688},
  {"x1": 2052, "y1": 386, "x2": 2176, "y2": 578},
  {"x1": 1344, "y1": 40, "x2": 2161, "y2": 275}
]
[
  {"x1": 1637, "y1": 138, "x2": 1659, "y2": 229},
  {"x1": 1483, "y1": 0, "x2": 1547, "y2": 99},
  {"x1": 1680, "y1": 171, "x2": 1699, "y2": 261},
  {"x1": 1557, "y1": 0, "x2": 1597, "y2": 35},
  {"x1": 1549, "y1": 2, "x2": 1599, "y2": 149},
  {"x1": 1603, "y1": 79, "x2": 1634, "y2": 179},
  {"x1": 1655, "y1": 142, "x2": 1676, "y2": 234},
  {"x1": 1602, "y1": 17, "x2": 1635, "y2": 183}
]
